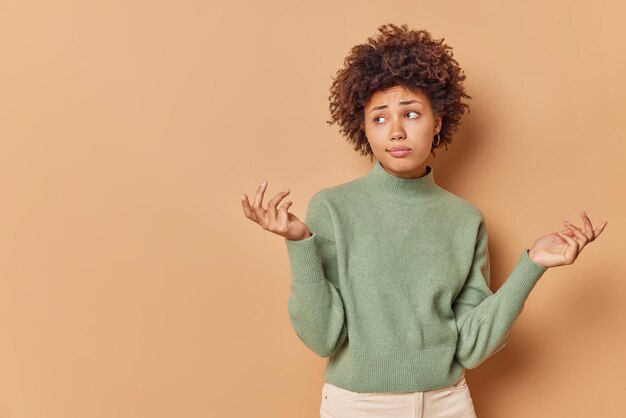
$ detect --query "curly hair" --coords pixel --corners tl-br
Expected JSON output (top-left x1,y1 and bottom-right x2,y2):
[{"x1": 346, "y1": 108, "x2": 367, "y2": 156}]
[{"x1": 327, "y1": 24, "x2": 472, "y2": 161}]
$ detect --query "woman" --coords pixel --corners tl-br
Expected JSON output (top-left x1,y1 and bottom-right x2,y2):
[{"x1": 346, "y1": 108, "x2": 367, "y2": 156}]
[{"x1": 240, "y1": 24, "x2": 607, "y2": 418}]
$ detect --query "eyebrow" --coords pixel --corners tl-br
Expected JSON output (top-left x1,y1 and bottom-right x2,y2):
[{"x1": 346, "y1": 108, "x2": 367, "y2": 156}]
[{"x1": 368, "y1": 100, "x2": 422, "y2": 114}]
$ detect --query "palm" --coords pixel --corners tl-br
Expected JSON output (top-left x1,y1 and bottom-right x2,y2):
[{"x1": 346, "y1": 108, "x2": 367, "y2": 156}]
[
  {"x1": 284, "y1": 211, "x2": 311, "y2": 240},
  {"x1": 529, "y1": 231, "x2": 577, "y2": 267},
  {"x1": 528, "y1": 211, "x2": 607, "y2": 268},
  {"x1": 241, "y1": 180, "x2": 313, "y2": 241}
]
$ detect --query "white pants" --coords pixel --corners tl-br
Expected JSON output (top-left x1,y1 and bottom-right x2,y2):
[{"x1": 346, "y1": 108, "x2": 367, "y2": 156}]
[{"x1": 320, "y1": 374, "x2": 477, "y2": 418}]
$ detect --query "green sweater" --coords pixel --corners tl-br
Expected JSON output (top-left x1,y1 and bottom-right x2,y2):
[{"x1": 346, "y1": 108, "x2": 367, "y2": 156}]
[{"x1": 285, "y1": 160, "x2": 548, "y2": 393}]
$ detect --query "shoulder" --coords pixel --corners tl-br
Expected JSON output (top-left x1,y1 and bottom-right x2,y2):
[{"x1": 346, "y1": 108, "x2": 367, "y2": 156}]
[
  {"x1": 304, "y1": 181, "x2": 362, "y2": 238},
  {"x1": 437, "y1": 188, "x2": 485, "y2": 223},
  {"x1": 308, "y1": 178, "x2": 362, "y2": 207}
]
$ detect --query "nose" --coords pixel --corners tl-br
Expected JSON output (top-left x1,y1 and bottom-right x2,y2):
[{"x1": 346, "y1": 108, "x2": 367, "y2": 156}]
[{"x1": 390, "y1": 118, "x2": 406, "y2": 141}]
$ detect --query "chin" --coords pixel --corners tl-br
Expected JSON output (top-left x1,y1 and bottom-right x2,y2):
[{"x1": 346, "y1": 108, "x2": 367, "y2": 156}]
[
  {"x1": 386, "y1": 156, "x2": 425, "y2": 167},
  {"x1": 385, "y1": 158, "x2": 429, "y2": 174}
]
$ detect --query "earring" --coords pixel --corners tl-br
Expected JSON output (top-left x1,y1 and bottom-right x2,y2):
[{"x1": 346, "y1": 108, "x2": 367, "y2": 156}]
[{"x1": 433, "y1": 132, "x2": 441, "y2": 146}]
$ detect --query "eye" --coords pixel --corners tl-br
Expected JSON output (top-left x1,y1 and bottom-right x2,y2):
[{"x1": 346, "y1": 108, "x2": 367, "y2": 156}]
[
  {"x1": 373, "y1": 116, "x2": 386, "y2": 124},
  {"x1": 407, "y1": 111, "x2": 420, "y2": 119}
]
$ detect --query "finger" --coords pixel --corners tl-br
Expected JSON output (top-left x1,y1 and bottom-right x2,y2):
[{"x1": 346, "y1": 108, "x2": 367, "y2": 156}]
[
  {"x1": 267, "y1": 188, "x2": 291, "y2": 224},
  {"x1": 558, "y1": 231, "x2": 577, "y2": 246},
  {"x1": 252, "y1": 180, "x2": 268, "y2": 208},
  {"x1": 252, "y1": 180, "x2": 269, "y2": 225},
  {"x1": 277, "y1": 200, "x2": 294, "y2": 224},
  {"x1": 593, "y1": 221, "x2": 608, "y2": 238},
  {"x1": 241, "y1": 193, "x2": 257, "y2": 221},
  {"x1": 564, "y1": 220, "x2": 589, "y2": 247},
  {"x1": 580, "y1": 211, "x2": 594, "y2": 240},
  {"x1": 557, "y1": 231, "x2": 579, "y2": 262},
  {"x1": 279, "y1": 199, "x2": 294, "y2": 212}
]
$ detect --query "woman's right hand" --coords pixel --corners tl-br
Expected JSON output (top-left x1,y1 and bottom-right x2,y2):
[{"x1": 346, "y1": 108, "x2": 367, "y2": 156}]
[{"x1": 241, "y1": 179, "x2": 311, "y2": 241}]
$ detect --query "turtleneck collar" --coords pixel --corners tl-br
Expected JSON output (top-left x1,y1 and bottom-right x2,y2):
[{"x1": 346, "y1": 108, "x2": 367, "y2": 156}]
[{"x1": 358, "y1": 159, "x2": 440, "y2": 202}]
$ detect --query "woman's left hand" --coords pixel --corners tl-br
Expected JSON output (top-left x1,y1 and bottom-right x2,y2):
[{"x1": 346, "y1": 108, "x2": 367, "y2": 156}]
[{"x1": 528, "y1": 211, "x2": 608, "y2": 268}]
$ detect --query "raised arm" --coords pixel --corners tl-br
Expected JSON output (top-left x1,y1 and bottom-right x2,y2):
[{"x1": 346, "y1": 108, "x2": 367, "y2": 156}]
[
  {"x1": 241, "y1": 181, "x2": 348, "y2": 358},
  {"x1": 453, "y1": 210, "x2": 607, "y2": 369},
  {"x1": 453, "y1": 218, "x2": 547, "y2": 369},
  {"x1": 284, "y1": 192, "x2": 348, "y2": 358}
]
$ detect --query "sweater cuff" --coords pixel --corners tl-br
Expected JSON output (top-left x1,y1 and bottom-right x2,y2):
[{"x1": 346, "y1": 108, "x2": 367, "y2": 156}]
[
  {"x1": 285, "y1": 232, "x2": 327, "y2": 285},
  {"x1": 498, "y1": 249, "x2": 548, "y2": 306}
]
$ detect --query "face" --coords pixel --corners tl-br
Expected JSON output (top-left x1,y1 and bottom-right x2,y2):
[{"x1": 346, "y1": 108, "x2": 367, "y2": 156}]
[{"x1": 364, "y1": 85, "x2": 442, "y2": 179}]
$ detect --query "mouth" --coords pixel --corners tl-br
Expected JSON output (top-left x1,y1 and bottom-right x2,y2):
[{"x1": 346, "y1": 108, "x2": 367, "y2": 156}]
[{"x1": 387, "y1": 147, "x2": 412, "y2": 158}]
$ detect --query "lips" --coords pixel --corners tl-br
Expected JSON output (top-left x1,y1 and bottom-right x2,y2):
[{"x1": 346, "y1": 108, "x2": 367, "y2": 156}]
[{"x1": 387, "y1": 147, "x2": 412, "y2": 158}]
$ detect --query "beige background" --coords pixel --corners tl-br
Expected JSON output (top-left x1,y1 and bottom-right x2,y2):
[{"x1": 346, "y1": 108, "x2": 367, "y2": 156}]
[{"x1": 0, "y1": 0, "x2": 624, "y2": 417}]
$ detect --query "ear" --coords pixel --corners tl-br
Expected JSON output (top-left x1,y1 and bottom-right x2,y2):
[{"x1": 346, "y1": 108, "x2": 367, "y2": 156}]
[{"x1": 435, "y1": 114, "x2": 443, "y2": 133}]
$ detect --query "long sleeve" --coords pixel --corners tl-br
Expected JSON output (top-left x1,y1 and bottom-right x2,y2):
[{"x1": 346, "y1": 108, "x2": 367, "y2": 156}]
[
  {"x1": 453, "y1": 217, "x2": 548, "y2": 369},
  {"x1": 284, "y1": 192, "x2": 348, "y2": 358}
]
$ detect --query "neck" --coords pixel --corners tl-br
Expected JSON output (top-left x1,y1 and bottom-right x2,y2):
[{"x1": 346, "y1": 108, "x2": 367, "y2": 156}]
[{"x1": 358, "y1": 159, "x2": 440, "y2": 202}]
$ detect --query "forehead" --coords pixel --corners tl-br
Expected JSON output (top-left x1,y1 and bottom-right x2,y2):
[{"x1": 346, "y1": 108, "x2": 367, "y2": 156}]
[{"x1": 366, "y1": 85, "x2": 430, "y2": 108}]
